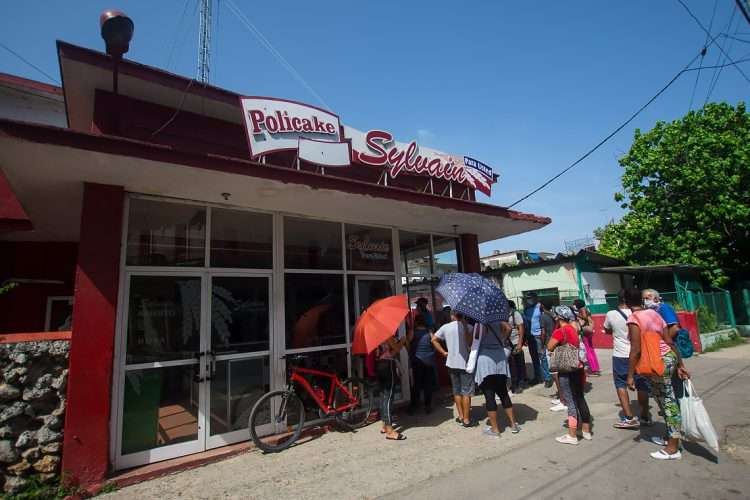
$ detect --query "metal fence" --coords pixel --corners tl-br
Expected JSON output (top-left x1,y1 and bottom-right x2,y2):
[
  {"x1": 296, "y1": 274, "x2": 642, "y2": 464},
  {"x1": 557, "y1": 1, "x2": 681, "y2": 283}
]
[{"x1": 604, "y1": 288, "x2": 741, "y2": 331}]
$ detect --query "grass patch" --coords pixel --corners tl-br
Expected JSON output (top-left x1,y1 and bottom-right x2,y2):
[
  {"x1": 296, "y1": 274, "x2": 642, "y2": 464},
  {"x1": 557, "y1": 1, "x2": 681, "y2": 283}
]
[
  {"x1": 3, "y1": 475, "x2": 77, "y2": 500},
  {"x1": 703, "y1": 332, "x2": 746, "y2": 353}
]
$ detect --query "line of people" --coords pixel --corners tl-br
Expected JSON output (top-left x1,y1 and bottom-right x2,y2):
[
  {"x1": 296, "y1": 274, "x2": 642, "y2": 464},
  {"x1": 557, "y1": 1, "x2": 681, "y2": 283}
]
[{"x1": 377, "y1": 287, "x2": 690, "y2": 460}]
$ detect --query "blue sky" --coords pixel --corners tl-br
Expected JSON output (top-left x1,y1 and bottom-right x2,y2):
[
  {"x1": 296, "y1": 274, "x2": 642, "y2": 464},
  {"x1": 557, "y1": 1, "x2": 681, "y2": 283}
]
[{"x1": 1, "y1": 1, "x2": 747, "y2": 255}]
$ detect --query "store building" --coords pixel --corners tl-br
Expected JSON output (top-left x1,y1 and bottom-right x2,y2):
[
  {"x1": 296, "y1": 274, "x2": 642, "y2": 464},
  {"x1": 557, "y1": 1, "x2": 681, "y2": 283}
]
[{"x1": 0, "y1": 39, "x2": 549, "y2": 486}]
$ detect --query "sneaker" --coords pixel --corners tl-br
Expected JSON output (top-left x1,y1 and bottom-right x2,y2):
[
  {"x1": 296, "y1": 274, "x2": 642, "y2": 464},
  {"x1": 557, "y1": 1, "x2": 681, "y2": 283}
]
[
  {"x1": 555, "y1": 434, "x2": 579, "y2": 445},
  {"x1": 613, "y1": 417, "x2": 640, "y2": 429},
  {"x1": 549, "y1": 398, "x2": 561, "y2": 406},
  {"x1": 581, "y1": 431, "x2": 593, "y2": 441},
  {"x1": 550, "y1": 403, "x2": 568, "y2": 412},
  {"x1": 511, "y1": 423, "x2": 521, "y2": 434},
  {"x1": 650, "y1": 449, "x2": 682, "y2": 460},
  {"x1": 482, "y1": 428, "x2": 500, "y2": 439}
]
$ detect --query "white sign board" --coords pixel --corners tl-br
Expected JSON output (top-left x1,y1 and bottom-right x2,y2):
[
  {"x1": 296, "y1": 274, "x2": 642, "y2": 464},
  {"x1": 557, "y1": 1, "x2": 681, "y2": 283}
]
[
  {"x1": 298, "y1": 137, "x2": 351, "y2": 167},
  {"x1": 240, "y1": 96, "x2": 343, "y2": 158}
]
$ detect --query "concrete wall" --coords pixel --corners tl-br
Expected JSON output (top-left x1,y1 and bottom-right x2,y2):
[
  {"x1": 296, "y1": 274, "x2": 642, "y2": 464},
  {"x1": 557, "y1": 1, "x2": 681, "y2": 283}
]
[{"x1": 502, "y1": 262, "x2": 579, "y2": 301}]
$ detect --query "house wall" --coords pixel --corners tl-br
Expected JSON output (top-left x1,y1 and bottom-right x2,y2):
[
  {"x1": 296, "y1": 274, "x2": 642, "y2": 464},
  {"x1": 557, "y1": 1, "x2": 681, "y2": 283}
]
[
  {"x1": 0, "y1": 86, "x2": 65, "y2": 127},
  {"x1": 0, "y1": 242, "x2": 78, "y2": 333},
  {"x1": 502, "y1": 262, "x2": 579, "y2": 302}
]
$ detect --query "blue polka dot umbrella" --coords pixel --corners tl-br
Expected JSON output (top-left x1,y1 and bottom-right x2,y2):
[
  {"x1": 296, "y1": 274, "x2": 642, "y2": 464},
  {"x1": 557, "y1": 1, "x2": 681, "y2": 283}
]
[{"x1": 436, "y1": 272, "x2": 509, "y2": 324}]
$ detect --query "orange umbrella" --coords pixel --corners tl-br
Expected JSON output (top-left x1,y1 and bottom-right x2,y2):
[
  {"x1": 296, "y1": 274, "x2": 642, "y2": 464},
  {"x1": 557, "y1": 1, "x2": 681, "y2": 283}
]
[{"x1": 351, "y1": 294, "x2": 410, "y2": 355}]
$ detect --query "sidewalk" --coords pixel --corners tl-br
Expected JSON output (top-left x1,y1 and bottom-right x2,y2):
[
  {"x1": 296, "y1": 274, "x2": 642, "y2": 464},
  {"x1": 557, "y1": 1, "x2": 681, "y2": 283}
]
[{"x1": 104, "y1": 346, "x2": 750, "y2": 499}]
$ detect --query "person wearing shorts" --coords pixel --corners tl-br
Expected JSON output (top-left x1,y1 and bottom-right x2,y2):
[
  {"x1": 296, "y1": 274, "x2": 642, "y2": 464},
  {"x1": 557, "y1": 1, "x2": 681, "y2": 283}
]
[
  {"x1": 432, "y1": 311, "x2": 475, "y2": 426},
  {"x1": 604, "y1": 289, "x2": 652, "y2": 429}
]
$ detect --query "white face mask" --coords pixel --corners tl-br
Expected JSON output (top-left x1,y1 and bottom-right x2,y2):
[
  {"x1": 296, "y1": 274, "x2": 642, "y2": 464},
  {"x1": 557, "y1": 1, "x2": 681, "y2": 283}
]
[{"x1": 644, "y1": 299, "x2": 658, "y2": 309}]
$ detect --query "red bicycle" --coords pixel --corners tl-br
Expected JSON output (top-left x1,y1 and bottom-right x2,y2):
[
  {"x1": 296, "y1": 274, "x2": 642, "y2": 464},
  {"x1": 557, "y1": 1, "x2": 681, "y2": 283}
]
[{"x1": 248, "y1": 354, "x2": 374, "y2": 452}]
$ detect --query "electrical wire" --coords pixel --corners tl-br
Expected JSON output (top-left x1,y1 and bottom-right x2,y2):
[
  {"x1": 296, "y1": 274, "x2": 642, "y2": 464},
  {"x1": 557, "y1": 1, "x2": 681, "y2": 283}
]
[
  {"x1": 737, "y1": 0, "x2": 750, "y2": 25},
  {"x1": 223, "y1": 0, "x2": 331, "y2": 110},
  {"x1": 0, "y1": 84, "x2": 63, "y2": 103},
  {"x1": 688, "y1": 0, "x2": 718, "y2": 111},
  {"x1": 150, "y1": 79, "x2": 195, "y2": 137},
  {"x1": 721, "y1": 33, "x2": 750, "y2": 44},
  {"x1": 507, "y1": 55, "x2": 750, "y2": 209},
  {"x1": 677, "y1": 0, "x2": 750, "y2": 85},
  {"x1": 0, "y1": 41, "x2": 60, "y2": 84},
  {"x1": 704, "y1": 7, "x2": 738, "y2": 105},
  {"x1": 166, "y1": 0, "x2": 193, "y2": 70}
]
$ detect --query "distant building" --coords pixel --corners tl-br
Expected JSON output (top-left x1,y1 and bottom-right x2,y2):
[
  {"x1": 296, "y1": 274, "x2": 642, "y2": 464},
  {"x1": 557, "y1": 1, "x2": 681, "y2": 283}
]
[
  {"x1": 483, "y1": 250, "x2": 627, "y2": 313},
  {"x1": 480, "y1": 249, "x2": 555, "y2": 270}
]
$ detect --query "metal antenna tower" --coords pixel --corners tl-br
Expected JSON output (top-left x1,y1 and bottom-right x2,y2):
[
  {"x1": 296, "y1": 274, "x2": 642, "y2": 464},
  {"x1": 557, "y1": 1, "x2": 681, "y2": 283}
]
[{"x1": 197, "y1": 0, "x2": 212, "y2": 84}]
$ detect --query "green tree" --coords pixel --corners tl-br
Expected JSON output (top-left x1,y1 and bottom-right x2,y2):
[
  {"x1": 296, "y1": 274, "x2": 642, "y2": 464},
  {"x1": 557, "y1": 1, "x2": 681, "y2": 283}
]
[{"x1": 597, "y1": 102, "x2": 750, "y2": 287}]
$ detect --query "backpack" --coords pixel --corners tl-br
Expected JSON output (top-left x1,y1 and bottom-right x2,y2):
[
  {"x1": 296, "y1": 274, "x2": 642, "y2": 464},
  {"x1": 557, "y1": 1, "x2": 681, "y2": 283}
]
[
  {"x1": 631, "y1": 311, "x2": 666, "y2": 377},
  {"x1": 675, "y1": 328, "x2": 694, "y2": 359}
]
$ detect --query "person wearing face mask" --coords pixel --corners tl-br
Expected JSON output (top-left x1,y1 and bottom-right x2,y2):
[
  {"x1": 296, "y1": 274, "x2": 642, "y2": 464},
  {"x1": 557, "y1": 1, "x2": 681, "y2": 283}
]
[{"x1": 642, "y1": 289, "x2": 680, "y2": 342}]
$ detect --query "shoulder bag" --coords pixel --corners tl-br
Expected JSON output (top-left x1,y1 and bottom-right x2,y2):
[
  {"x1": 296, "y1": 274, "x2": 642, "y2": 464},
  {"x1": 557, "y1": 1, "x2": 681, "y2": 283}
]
[{"x1": 631, "y1": 311, "x2": 666, "y2": 377}]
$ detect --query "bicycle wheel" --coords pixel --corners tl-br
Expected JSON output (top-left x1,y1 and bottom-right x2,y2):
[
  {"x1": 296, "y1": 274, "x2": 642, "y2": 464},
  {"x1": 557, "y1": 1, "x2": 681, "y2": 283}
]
[
  {"x1": 249, "y1": 390, "x2": 305, "y2": 453},
  {"x1": 334, "y1": 377, "x2": 374, "y2": 430}
]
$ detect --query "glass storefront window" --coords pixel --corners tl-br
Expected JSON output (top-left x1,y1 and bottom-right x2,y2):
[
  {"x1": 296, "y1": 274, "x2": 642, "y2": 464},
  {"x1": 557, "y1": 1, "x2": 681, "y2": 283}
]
[
  {"x1": 399, "y1": 231, "x2": 432, "y2": 276},
  {"x1": 121, "y1": 365, "x2": 198, "y2": 455},
  {"x1": 126, "y1": 276, "x2": 201, "y2": 364},
  {"x1": 284, "y1": 274, "x2": 345, "y2": 348},
  {"x1": 210, "y1": 208, "x2": 272, "y2": 269},
  {"x1": 432, "y1": 236, "x2": 460, "y2": 276},
  {"x1": 284, "y1": 217, "x2": 342, "y2": 270},
  {"x1": 345, "y1": 224, "x2": 393, "y2": 272},
  {"x1": 211, "y1": 277, "x2": 270, "y2": 354},
  {"x1": 127, "y1": 199, "x2": 206, "y2": 267}
]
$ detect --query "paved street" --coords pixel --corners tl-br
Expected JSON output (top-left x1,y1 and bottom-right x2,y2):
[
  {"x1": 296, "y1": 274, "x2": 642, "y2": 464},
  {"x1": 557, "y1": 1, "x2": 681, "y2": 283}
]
[{"x1": 106, "y1": 344, "x2": 750, "y2": 500}]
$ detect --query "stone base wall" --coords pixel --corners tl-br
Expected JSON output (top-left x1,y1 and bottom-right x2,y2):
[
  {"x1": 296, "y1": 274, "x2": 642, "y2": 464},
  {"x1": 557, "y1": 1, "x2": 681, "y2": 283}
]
[{"x1": 0, "y1": 340, "x2": 69, "y2": 494}]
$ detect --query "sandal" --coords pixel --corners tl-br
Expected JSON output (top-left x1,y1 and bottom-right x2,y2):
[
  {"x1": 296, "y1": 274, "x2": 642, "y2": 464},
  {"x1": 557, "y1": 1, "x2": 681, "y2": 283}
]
[{"x1": 386, "y1": 433, "x2": 406, "y2": 441}]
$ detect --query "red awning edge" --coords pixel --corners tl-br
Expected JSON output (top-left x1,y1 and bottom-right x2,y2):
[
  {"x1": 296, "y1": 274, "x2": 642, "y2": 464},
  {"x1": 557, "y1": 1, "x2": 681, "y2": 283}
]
[{"x1": 0, "y1": 166, "x2": 33, "y2": 232}]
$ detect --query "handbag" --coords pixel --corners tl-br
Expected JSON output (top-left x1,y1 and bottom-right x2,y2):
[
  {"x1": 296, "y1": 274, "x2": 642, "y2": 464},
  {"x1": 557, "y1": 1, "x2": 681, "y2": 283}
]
[{"x1": 549, "y1": 327, "x2": 579, "y2": 373}]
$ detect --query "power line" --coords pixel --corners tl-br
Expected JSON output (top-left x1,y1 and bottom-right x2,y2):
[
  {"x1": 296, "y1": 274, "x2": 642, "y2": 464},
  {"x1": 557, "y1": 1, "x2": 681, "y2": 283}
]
[
  {"x1": 507, "y1": 55, "x2": 750, "y2": 209},
  {"x1": 688, "y1": 0, "x2": 718, "y2": 111},
  {"x1": 737, "y1": 0, "x2": 750, "y2": 25},
  {"x1": 704, "y1": 7, "x2": 739, "y2": 105},
  {"x1": 677, "y1": 0, "x2": 750, "y2": 85},
  {"x1": 0, "y1": 41, "x2": 60, "y2": 85},
  {"x1": 165, "y1": 0, "x2": 192, "y2": 70},
  {"x1": 223, "y1": 0, "x2": 331, "y2": 110}
]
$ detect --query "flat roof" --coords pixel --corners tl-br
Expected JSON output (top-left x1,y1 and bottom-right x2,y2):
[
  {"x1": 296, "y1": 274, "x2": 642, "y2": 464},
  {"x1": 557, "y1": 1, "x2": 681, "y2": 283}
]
[{"x1": 600, "y1": 264, "x2": 703, "y2": 273}]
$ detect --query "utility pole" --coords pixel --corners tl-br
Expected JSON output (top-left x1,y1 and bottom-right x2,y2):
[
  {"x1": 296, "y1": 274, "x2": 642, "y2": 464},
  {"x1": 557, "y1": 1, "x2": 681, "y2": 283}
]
[{"x1": 197, "y1": 0, "x2": 212, "y2": 84}]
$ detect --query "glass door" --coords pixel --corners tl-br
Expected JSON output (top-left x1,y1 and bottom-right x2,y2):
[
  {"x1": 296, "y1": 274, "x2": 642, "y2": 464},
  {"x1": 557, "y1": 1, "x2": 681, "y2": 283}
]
[
  {"x1": 116, "y1": 273, "x2": 206, "y2": 469},
  {"x1": 354, "y1": 276, "x2": 395, "y2": 317},
  {"x1": 352, "y1": 276, "x2": 396, "y2": 382},
  {"x1": 206, "y1": 274, "x2": 273, "y2": 447}
]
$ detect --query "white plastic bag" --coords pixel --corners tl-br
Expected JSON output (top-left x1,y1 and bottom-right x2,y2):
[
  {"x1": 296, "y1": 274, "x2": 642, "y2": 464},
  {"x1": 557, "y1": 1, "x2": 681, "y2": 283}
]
[
  {"x1": 680, "y1": 379, "x2": 719, "y2": 453},
  {"x1": 465, "y1": 324, "x2": 481, "y2": 374}
]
